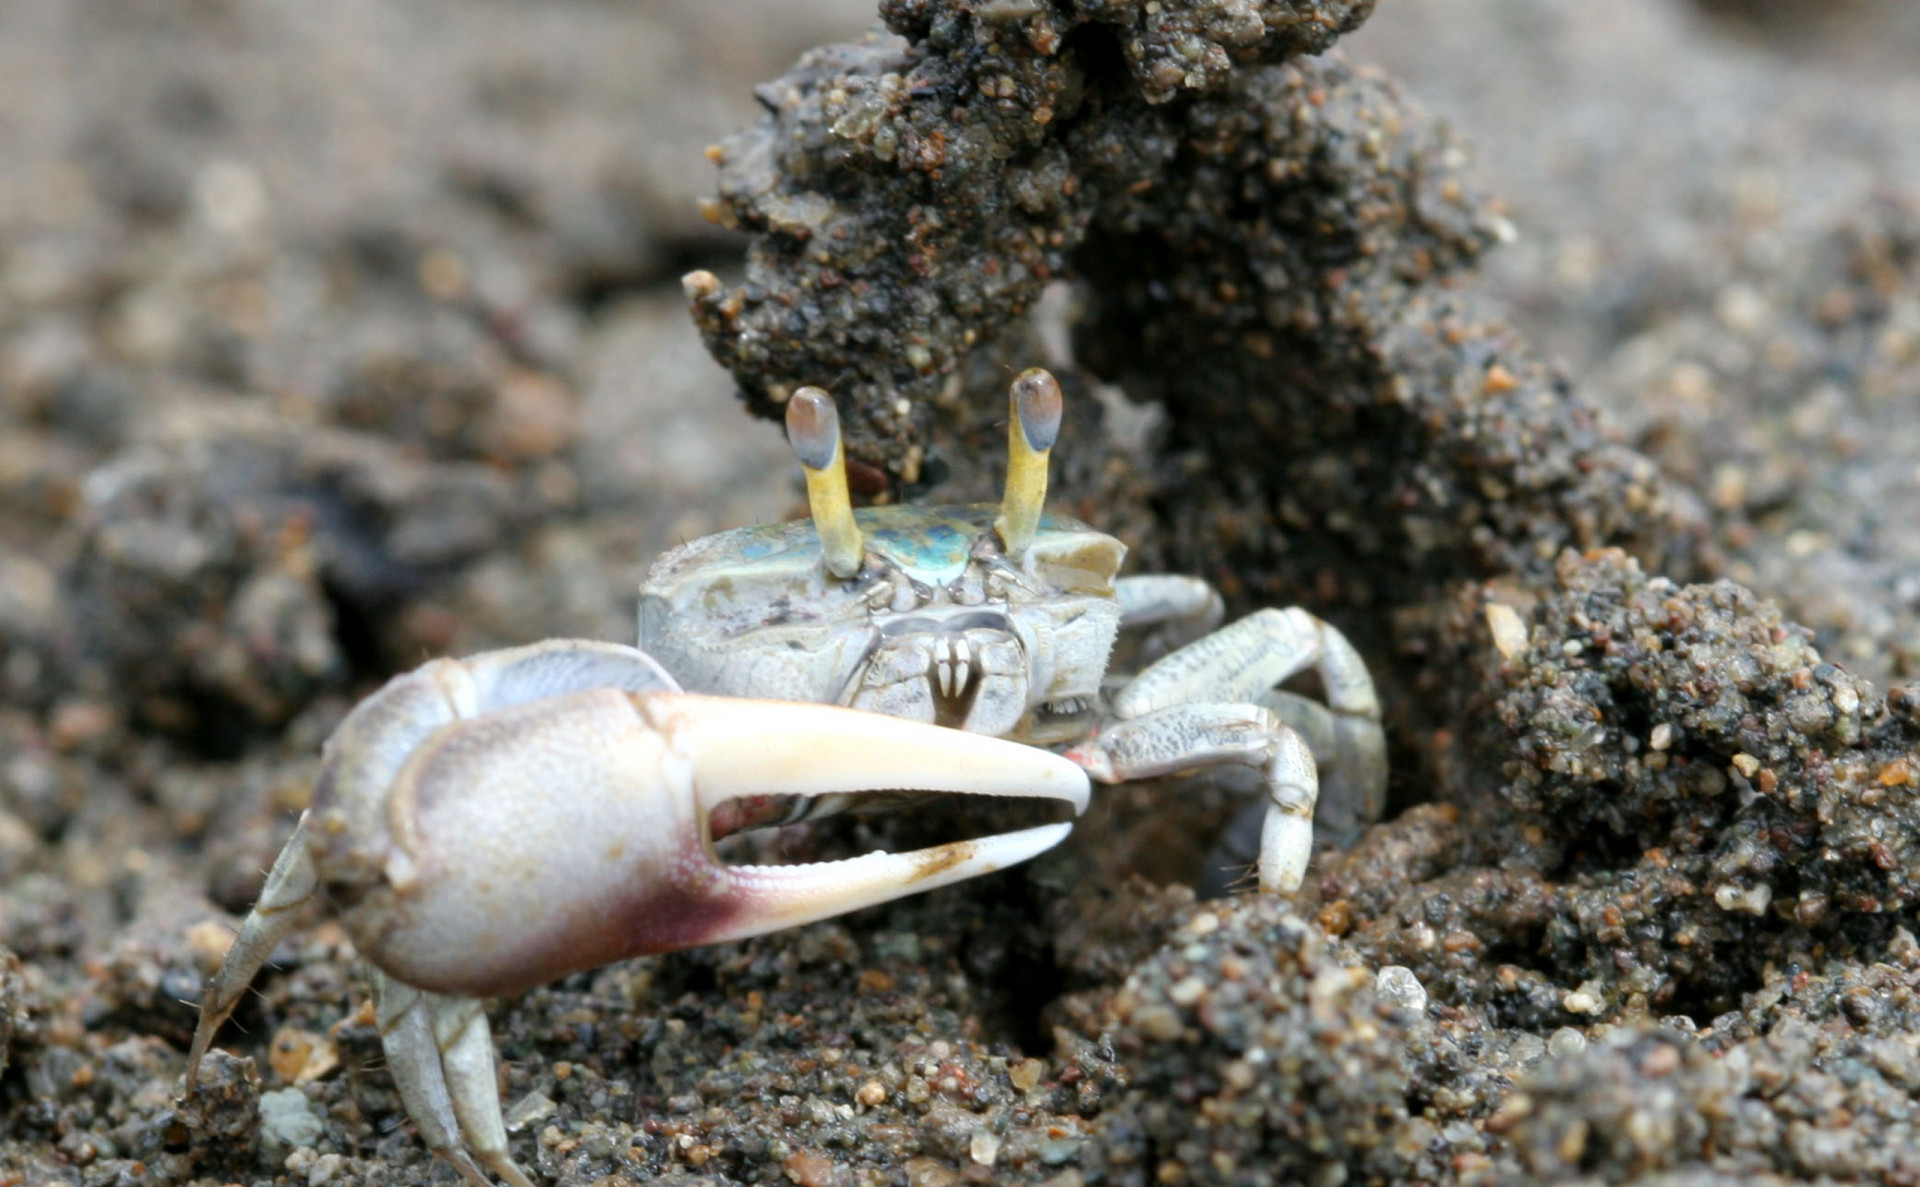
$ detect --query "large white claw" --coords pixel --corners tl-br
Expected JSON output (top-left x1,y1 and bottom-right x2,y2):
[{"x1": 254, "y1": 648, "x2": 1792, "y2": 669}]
[{"x1": 354, "y1": 687, "x2": 1087, "y2": 1000}]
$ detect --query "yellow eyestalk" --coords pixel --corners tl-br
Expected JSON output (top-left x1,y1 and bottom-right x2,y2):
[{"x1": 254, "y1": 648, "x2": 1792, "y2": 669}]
[
  {"x1": 786, "y1": 387, "x2": 865, "y2": 578},
  {"x1": 994, "y1": 368, "x2": 1062, "y2": 558}
]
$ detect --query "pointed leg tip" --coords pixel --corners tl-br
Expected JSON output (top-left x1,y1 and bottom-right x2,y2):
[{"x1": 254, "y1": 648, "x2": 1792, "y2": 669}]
[
  {"x1": 183, "y1": 1019, "x2": 222, "y2": 1097},
  {"x1": 440, "y1": 1149, "x2": 496, "y2": 1187},
  {"x1": 1258, "y1": 871, "x2": 1305, "y2": 895},
  {"x1": 1258, "y1": 809, "x2": 1313, "y2": 895},
  {"x1": 484, "y1": 1153, "x2": 538, "y2": 1187}
]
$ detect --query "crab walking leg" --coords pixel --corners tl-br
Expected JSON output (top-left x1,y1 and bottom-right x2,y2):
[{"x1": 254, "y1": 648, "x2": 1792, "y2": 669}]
[
  {"x1": 428, "y1": 991, "x2": 535, "y2": 1187},
  {"x1": 1110, "y1": 607, "x2": 1386, "y2": 839},
  {"x1": 1254, "y1": 730, "x2": 1320, "y2": 893},
  {"x1": 375, "y1": 974, "x2": 497, "y2": 1187},
  {"x1": 1067, "y1": 703, "x2": 1319, "y2": 892},
  {"x1": 184, "y1": 811, "x2": 320, "y2": 1092},
  {"x1": 1244, "y1": 689, "x2": 1379, "y2": 842},
  {"x1": 1113, "y1": 574, "x2": 1225, "y2": 658},
  {"x1": 1248, "y1": 690, "x2": 1335, "y2": 758}
]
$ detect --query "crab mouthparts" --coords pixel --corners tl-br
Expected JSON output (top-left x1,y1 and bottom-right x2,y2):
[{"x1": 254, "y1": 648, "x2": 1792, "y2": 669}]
[
  {"x1": 924, "y1": 635, "x2": 986, "y2": 727},
  {"x1": 650, "y1": 693, "x2": 1088, "y2": 943}
]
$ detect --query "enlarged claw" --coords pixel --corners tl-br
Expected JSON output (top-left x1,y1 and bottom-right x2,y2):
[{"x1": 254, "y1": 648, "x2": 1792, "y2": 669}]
[
  {"x1": 187, "y1": 640, "x2": 1087, "y2": 1187},
  {"x1": 280, "y1": 645, "x2": 1082, "y2": 998},
  {"x1": 315, "y1": 669, "x2": 1090, "y2": 1001}
]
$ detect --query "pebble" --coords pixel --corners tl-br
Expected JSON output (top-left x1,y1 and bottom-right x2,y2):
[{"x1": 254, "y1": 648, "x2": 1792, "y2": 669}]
[
  {"x1": 1485, "y1": 602, "x2": 1530, "y2": 660},
  {"x1": 185, "y1": 919, "x2": 237, "y2": 969},
  {"x1": 305, "y1": 1152, "x2": 348, "y2": 1186},
  {"x1": 1562, "y1": 988, "x2": 1604, "y2": 1015},
  {"x1": 1131, "y1": 1003, "x2": 1183, "y2": 1041},
  {"x1": 969, "y1": 1130, "x2": 1002, "y2": 1165},
  {"x1": 1373, "y1": 965, "x2": 1428, "y2": 1014},
  {"x1": 504, "y1": 1091, "x2": 557, "y2": 1132},
  {"x1": 1008, "y1": 1057, "x2": 1046, "y2": 1092},
  {"x1": 1167, "y1": 975, "x2": 1209, "y2": 1006},
  {"x1": 258, "y1": 1086, "x2": 325, "y2": 1151},
  {"x1": 783, "y1": 1148, "x2": 849, "y2": 1187}
]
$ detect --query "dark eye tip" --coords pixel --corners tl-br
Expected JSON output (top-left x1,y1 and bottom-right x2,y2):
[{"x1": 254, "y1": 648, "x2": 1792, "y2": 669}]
[
  {"x1": 1012, "y1": 368, "x2": 1062, "y2": 452},
  {"x1": 786, "y1": 387, "x2": 841, "y2": 471}
]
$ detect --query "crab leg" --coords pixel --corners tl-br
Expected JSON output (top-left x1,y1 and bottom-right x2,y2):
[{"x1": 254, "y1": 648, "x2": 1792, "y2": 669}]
[
  {"x1": 184, "y1": 811, "x2": 319, "y2": 1093},
  {"x1": 1112, "y1": 607, "x2": 1385, "y2": 836},
  {"x1": 376, "y1": 974, "x2": 506, "y2": 1187},
  {"x1": 1067, "y1": 703, "x2": 1319, "y2": 893},
  {"x1": 1071, "y1": 607, "x2": 1385, "y2": 893},
  {"x1": 432, "y1": 990, "x2": 530, "y2": 1187},
  {"x1": 1113, "y1": 574, "x2": 1225, "y2": 662}
]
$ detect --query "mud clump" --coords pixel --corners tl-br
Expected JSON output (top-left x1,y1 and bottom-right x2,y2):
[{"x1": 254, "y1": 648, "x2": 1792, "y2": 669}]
[
  {"x1": 1467, "y1": 550, "x2": 1920, "y2": 916},
  {"x1": 1094, "y1": 898, "x2": 1419, "y2": 1186},
  {"x1": 1313, "y1": 550, "x2": 1920, "y2": 1024},
  {"x1": 689, "y1": 0, "x2": 1702, "y2": 611},
  {"x1": 1500, "y1": 1006, "x2": 1920, "y2": 1185},
  {"x1": 689, "y1": 1, "x2": 1386, "y2": 478}
]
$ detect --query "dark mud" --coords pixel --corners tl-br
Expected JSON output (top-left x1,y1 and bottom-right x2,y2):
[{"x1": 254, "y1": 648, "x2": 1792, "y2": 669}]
[{"x1": 6, "y1": 1, "x2": 1920, "y2": 1185}]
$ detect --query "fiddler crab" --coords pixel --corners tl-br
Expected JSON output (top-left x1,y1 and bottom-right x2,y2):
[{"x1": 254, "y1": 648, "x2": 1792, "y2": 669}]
[{"x1": 185, "y1": 367, "x2": 1385, "y2": 1186}]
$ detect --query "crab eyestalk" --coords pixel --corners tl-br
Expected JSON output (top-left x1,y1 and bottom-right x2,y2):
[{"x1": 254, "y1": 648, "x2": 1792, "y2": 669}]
[
  {"x1": 994, "y1": 368, "x2": 1062, "y2": 558},
  {"x1": 787, "y1": 387, "x2": 865, "y2": 579}
]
